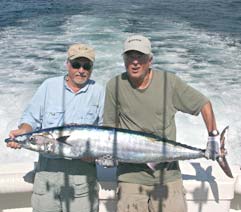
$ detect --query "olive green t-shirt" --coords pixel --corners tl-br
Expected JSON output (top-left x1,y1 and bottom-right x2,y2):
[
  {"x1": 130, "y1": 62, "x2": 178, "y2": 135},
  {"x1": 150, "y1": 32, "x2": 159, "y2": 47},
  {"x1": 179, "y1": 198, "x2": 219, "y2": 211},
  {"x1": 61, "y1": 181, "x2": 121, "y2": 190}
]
[{"x1": 103, "y1": 70, "x2": 209, "y2": 185}]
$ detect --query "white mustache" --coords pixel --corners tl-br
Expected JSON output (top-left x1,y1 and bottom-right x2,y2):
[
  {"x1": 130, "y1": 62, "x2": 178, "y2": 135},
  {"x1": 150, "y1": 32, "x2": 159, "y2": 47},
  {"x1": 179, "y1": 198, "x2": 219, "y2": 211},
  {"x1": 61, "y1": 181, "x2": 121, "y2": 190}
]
[{"x1": 75, "y1": 72, "x2": 87, "y2": 77}]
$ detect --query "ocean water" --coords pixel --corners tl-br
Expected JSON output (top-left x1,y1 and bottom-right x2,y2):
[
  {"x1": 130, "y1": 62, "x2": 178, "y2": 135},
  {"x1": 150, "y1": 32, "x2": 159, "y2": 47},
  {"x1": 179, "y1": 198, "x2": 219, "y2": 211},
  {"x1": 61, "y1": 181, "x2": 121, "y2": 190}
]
[{"x1": 0, "y1": 0, "x2": 241, "y2": 166}]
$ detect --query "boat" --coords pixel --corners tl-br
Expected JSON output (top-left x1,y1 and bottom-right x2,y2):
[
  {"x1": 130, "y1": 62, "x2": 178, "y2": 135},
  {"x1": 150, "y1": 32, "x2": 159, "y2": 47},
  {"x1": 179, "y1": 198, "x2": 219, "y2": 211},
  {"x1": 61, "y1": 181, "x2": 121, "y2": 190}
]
[{"x1": 0, "y1": 159, "x2": 241, "y2": 212}]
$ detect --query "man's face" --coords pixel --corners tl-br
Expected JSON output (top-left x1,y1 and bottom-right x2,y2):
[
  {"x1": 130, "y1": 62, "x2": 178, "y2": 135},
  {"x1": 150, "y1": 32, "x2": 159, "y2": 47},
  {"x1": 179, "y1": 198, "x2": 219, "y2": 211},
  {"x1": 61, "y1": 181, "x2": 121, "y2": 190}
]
[
  {"x1": 123, "y1": 50, "x2": 152, "y2": 81},
  {"x1": 67, "y1": 57, "x2": 93, "y2": 87}
]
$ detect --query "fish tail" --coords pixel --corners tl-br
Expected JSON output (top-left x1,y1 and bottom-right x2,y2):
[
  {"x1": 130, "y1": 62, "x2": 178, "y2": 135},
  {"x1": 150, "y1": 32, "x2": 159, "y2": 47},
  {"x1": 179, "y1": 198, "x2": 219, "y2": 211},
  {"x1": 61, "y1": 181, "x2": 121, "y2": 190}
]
[{"x1": 216, "y1": 126, "x2": 233, "y2": 178}]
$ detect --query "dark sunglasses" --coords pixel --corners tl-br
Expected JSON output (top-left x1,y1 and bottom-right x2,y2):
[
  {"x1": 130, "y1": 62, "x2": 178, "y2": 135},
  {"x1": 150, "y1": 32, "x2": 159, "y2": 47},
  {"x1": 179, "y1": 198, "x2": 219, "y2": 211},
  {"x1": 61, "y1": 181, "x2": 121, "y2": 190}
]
[
  {"x1": 124, "y1": 51, "x2": 149, "y2": 62},
  {"x1": 70, "y1": 60, "x2": 92, "y2": 71}
]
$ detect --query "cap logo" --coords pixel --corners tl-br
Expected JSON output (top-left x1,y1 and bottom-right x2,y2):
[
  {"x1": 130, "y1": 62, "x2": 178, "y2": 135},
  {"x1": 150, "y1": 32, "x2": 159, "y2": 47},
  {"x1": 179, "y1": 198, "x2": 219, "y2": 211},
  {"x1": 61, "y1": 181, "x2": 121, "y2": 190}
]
[
  {"x1": 128, "y1": 39, "x2": 142, "y2": 43},
  {"x1": 67, "y1": 44, "x2": 95, "y2": 62}
]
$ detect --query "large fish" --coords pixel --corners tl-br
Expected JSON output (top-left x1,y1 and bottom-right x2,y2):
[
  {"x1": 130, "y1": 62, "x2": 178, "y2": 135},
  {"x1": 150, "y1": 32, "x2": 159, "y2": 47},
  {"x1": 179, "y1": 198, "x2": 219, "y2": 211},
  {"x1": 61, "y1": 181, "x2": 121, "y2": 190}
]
[{"x1": 5, "y1": 125, "x2": 233, "y2": 178}]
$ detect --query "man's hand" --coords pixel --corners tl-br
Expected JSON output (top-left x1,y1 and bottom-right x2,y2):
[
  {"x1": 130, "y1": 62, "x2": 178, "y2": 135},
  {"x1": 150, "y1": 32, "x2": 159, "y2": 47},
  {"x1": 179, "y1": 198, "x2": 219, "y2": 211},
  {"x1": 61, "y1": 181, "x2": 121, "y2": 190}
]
[
  {"x1": 6, "y1": 128, "x2": 25, "y2": 149},
  {"x1": 6, "y1": 124, "x2": 32, "y2": 149},
  {"x1": 95, "y1": 157, "x2": 117, "y2": 168},
  {"x1": 204, "y1": 135, "x2": 220, "y2": 160}
]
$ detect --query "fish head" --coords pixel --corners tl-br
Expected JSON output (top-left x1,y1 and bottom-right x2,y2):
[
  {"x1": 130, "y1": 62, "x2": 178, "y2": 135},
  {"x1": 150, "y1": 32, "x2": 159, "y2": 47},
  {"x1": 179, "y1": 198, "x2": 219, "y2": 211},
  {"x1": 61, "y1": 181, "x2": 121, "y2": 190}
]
[
  {"x1": 28, "y1": 134, "x2": 56, "y2": 153},
  {"x1": 9, "y1": 133, "x2": 57, "y2": 153},
  {"x1": 5, "y1": 134, "x2": 32, "y2": 146}
]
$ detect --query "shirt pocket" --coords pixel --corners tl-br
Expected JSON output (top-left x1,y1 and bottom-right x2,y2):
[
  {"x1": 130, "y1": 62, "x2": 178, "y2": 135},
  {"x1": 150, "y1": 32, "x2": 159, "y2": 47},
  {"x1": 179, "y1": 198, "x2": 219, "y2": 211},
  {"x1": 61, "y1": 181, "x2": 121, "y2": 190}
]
[
  {"x1": 43, "y1": 107, "x2": 64, "y2": 128},
  {"x1": 81, "y1": 105, "x2": 99, "y2": 124}
]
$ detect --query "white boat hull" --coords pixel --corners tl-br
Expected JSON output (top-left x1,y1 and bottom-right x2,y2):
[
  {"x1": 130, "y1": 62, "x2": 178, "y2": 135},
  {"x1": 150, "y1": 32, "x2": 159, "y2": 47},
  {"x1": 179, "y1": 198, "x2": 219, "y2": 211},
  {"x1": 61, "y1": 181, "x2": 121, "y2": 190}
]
[{"x1": 0, "y1": 160, "x2": 241, "y2": 212}]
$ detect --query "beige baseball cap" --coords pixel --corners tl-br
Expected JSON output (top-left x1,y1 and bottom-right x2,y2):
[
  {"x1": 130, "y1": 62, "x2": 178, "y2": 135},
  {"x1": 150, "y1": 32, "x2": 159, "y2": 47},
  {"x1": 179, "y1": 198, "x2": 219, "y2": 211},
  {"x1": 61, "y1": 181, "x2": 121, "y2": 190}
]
[
  {"x1": 123, "y1": 35, "x2": 152, "y2": 55},
  {"x1": 67, "y1": 43, "x2": 95, "y2": 62}
]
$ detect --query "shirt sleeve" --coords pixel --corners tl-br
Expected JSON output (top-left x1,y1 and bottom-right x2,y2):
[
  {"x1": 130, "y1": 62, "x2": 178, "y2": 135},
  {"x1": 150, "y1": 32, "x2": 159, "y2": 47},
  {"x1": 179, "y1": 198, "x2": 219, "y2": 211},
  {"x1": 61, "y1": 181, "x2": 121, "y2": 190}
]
[
  {"x1": 97, "y1": 86, "x2": 105, "y2": 126},
  {"x1": 19, "y1": 82, "x2": 47, "y2": 130},
  {"x1": 103, "y1": 78, "x2": 119, "y2": 127},
  {"x1": 173, "y1": 75, "x2": 209, "y2": 115}
]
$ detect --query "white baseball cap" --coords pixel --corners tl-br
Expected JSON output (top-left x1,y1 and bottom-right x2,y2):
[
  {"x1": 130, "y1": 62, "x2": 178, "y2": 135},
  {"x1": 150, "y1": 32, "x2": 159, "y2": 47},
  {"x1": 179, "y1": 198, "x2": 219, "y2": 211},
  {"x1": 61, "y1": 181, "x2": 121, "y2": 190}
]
[{"x1": 123, "y1": 35, "x2": 152, "y2": 55}]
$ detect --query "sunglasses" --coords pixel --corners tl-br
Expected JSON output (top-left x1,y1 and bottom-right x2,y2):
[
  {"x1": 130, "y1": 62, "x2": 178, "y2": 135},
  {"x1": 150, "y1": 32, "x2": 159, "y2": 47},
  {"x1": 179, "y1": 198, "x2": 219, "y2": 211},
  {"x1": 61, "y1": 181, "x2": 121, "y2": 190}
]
[
  {"x1": 124, "y1": 51, "x2": 149, "y2": 62},
  {"x1": 70, "y1": 60, "x2": 92, "y2": 71}
]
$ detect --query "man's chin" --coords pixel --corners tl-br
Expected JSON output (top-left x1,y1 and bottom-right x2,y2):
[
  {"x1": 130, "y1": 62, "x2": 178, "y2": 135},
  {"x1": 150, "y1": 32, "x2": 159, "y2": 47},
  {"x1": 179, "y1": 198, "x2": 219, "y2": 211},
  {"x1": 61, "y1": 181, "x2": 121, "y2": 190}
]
[
  {"x1": 74, "y1": 79, "x2": 88, "y2": 86},
  {"x1": 128, "y1": 72, "x2": 141, "y2": 80}
]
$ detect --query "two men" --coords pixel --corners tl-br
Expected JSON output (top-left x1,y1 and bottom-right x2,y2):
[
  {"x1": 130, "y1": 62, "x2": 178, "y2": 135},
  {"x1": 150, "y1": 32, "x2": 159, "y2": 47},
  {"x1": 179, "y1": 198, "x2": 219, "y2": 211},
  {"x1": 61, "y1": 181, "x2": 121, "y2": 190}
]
[
  {"x1": 7, "y1": 35, "x2": 219, "y2": 212},
  {"x1": 103, "y1": 35, "x2": 219, "y2": 212},
  {"x1": 7, "y1": 44, "x2": 104, "y2": 212}
]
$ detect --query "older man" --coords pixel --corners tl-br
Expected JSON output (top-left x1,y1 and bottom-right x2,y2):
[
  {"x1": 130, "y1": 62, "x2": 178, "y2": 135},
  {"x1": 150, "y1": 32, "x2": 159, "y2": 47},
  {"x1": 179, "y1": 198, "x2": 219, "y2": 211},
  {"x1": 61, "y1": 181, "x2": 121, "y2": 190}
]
[
  {"x1": 7, "y1": 43, "x2": 104, "y2": 212},
  {"x1": 104, "y1": 35, "x2": 219, "y2": 212}
]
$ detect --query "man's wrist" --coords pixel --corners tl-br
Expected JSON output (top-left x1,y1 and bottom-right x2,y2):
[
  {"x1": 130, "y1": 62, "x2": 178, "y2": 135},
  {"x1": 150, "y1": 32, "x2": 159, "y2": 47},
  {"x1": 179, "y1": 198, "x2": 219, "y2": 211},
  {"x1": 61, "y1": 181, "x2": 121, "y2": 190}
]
[{"x1": 208, "y1": 130, "x2": 219, "y2": 137}]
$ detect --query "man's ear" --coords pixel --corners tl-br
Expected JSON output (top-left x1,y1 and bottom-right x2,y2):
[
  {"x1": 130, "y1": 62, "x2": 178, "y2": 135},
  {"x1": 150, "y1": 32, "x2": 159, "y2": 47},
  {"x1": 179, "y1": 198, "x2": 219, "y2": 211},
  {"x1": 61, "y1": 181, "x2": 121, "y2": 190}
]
[
  {"x1": 66, "y1": 60, "x2": 70, "y2": 69},
  {"x1": 148, "y1": 54, "x2": 153, "y2": 67}
]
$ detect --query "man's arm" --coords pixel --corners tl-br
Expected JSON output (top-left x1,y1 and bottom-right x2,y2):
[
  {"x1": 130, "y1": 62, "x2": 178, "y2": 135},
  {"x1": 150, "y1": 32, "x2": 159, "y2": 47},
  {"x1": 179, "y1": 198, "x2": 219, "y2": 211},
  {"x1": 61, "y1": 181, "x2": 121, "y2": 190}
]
[
  {"x1": 201, "y1": 101, "x2": 218, "y2": 133},
  {"x1": 6, "y1": 81, "x2": 47, "y2": 149},
  {"x1": 201, "y1": 101, "x2": 220, "y2": 160}
]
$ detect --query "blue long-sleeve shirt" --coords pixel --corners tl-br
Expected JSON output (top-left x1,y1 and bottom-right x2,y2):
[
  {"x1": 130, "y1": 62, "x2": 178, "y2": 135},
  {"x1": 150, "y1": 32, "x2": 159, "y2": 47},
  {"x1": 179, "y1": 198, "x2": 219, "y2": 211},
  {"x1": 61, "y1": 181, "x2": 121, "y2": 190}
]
[{"x1": 20, "y1": 76, "x2": 105, "y2": 130}]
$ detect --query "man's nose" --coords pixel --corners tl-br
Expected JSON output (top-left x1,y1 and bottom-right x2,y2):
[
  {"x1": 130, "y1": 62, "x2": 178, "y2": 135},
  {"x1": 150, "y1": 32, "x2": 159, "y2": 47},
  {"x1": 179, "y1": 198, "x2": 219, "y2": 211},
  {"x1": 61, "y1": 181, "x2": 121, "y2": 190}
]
[
  {"x1": 78, "y1": 67, "x2": 85, "y2": 72},
  {"x1": 132, "y1": 58, "x2": 139, "y2": 65}
]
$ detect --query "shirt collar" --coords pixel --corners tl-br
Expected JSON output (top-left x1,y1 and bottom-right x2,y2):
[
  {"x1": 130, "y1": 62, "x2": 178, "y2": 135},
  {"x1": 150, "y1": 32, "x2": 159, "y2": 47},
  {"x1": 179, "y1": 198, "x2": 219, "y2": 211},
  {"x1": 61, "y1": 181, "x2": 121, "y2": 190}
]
[{"x1": 64, "y1": 75, "x2": 90, "y2": 94}]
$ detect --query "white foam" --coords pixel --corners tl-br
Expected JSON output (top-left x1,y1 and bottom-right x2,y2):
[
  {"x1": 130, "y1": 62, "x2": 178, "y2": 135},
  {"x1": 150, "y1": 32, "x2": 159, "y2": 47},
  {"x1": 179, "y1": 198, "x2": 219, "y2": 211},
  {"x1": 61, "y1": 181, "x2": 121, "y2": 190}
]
[{"x1": 0, "y1": 13, "x2": 240, "y2": 166}]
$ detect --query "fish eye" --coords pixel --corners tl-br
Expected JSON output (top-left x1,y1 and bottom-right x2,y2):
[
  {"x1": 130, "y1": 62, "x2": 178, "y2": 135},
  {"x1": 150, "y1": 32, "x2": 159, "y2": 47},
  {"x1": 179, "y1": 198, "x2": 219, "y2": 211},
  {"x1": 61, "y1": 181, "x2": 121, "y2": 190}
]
[{"x1": 29, "y1": 136, "x2": 35, "y2": 144}]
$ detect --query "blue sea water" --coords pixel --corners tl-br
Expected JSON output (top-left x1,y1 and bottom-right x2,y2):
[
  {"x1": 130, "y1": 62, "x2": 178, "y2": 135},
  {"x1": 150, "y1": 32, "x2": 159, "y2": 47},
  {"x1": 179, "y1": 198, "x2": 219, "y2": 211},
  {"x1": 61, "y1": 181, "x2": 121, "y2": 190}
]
[{"x1": 0, "y1": 0, "x2": 241, "y2": 166}]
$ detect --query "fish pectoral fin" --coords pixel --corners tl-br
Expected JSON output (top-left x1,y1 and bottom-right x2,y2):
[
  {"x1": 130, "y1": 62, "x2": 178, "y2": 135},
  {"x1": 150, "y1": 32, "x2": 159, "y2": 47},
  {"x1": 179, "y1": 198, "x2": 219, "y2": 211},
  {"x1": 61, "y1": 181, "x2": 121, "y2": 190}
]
[
  {"x1": 56, "y1": 136, "x2": 72, "y2": 146},
  {"x1": 96, "y1": 155, "x2": 118, "y2": 167},
  {"x1": 146, "y1": 162, "x2": 158, "y2": 171}
]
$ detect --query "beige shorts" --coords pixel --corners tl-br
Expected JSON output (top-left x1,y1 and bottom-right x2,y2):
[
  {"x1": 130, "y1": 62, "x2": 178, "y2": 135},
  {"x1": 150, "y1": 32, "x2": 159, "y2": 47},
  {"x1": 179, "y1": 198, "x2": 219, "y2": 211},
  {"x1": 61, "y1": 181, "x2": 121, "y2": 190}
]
[
  {"x1": 32, "y1": 157, "x2": 98, "y2": 212},
  {"x1": 116, "y1": 179, "x2": 187, "y2": 212}
]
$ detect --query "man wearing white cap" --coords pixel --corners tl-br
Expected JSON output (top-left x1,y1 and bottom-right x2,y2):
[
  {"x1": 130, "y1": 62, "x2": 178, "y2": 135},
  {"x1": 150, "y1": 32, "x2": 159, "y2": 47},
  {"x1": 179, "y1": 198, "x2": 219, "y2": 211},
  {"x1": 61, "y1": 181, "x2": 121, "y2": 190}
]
[
  {"x1": 104, "y1": 35, "x2": 220, "y2": 212},
  {"x1": 7, "y1": 43, "x2": 104, "y2": 212}
]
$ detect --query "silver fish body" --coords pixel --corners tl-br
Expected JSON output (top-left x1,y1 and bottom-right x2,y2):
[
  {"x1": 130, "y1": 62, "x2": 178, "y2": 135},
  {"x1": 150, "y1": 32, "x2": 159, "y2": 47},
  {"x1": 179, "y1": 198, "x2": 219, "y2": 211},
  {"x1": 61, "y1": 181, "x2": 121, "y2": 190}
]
[
  {"x1": 5, "y1": 125, "x2": 233, "y2": 178},
  {"x1": 5, "y1": 125, "x2": 204, "y2": 163}
]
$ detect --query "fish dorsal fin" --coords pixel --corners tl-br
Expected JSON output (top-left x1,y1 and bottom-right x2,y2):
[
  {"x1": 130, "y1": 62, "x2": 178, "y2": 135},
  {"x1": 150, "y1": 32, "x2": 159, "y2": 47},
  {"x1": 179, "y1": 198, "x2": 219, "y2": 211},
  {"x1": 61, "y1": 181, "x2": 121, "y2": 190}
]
[{"x1": 56, "y1": 136, "x2": 72, "y2": 146}]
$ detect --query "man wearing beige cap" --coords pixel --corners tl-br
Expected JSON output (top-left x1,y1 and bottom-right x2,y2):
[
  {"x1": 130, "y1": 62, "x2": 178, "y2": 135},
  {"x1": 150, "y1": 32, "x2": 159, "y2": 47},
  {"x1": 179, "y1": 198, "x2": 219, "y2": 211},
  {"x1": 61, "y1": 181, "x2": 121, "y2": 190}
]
[
  {"x1": 104, "y1": 35, "x2": 220, "y2": 212},
  {"x1": 7, "y1": 43, "x2": 104, "y2": 212}
]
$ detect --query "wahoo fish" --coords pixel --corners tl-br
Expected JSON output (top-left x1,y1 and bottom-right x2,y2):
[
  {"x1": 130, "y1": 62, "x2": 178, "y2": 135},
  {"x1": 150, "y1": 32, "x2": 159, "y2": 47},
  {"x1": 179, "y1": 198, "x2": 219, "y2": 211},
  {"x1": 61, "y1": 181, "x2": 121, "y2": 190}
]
[{"x1": 5, "y1": 125, "x2": 233, "y2": 178}]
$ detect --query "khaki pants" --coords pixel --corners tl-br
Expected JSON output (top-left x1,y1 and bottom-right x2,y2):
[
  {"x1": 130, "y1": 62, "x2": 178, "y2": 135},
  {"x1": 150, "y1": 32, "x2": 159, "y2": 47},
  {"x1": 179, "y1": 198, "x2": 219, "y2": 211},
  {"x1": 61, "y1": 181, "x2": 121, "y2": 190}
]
[
  {"x1": 32, "y1": 157, "x2": 98, "y2": 212},
  {"x1": 116, "y1": 179, "x2": 187, "y2": 212}
]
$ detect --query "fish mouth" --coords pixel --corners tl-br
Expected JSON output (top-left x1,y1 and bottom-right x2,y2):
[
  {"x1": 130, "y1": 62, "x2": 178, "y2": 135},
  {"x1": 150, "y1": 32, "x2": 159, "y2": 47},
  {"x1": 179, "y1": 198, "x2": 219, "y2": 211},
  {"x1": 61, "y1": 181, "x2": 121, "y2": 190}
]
[{"x1": 5, "y1": 135, "x2": 29, "y2": 144}]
